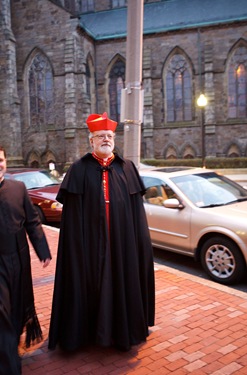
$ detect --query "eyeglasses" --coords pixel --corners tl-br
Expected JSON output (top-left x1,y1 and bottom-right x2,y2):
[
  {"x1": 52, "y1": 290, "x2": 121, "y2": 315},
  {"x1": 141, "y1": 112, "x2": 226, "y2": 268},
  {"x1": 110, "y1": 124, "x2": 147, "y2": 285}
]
[{"x1": 92, "y1": 134, "x2": 116, "y2": 141}]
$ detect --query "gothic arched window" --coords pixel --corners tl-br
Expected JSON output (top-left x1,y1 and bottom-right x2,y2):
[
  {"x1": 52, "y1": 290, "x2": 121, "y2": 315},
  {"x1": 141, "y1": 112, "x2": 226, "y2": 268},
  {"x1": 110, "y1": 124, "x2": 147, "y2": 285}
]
[
  {"x1": 28, "y1": 53, "x2": 54, "y2": 130},
  {"x1": 86, "y1": 62, "x2": 91, "y2": 99},
  {"x1": 85, "y1": 55, "x2": 96, "y2": 112},
  {"x1": 112, "y1": 0, "x2": 127, "y2": 8},
  {"x1": 64, "y1": 0, "x2": 75, "y2": 12},
  {"x1": 165, "y1": 54, "x2": 192, "y2": 122},
  {"x1": 109, "y1": 59, "x2": 125, "y2": 123},
  {"x1": 81, "y1": 0, "x2": 94, "y2": 12},
  {"x1": 228, "y1": 45, "x2": 247, "y2": 118}
]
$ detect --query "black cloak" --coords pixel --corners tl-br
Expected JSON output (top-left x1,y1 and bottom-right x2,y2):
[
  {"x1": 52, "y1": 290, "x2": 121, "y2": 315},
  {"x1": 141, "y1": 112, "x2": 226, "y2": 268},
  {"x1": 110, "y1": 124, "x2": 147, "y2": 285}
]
[{"x1": 48, "y1": 153, "x2": 155, "y2": 351}]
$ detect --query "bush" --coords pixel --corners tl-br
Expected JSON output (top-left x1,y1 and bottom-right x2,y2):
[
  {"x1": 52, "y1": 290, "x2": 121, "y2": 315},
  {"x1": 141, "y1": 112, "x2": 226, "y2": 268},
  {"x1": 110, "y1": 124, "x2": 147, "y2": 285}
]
[{"x1": 141, "y1": 157, "x2": 247, "y2": 169}]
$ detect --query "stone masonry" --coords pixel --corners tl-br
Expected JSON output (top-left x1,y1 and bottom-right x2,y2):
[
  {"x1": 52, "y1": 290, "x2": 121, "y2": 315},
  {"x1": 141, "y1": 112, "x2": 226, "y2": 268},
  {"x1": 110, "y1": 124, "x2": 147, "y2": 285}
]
[{"x1": 0, "y1": 0, "x2": 247, "y2": 170}]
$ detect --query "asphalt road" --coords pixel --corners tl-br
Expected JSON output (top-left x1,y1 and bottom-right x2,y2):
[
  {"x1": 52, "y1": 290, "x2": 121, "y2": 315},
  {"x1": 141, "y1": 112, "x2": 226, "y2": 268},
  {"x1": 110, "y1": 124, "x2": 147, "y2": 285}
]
[{"x1": 153, "y1": 247, "x2": 247, "y2": 293}]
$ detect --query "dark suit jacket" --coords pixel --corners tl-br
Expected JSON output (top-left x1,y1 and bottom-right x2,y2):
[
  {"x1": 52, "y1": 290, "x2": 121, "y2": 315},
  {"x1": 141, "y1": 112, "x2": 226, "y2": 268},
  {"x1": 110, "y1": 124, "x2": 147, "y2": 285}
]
[{"x1": 0, "y1": 178, "x2": 51, "y2": 347}]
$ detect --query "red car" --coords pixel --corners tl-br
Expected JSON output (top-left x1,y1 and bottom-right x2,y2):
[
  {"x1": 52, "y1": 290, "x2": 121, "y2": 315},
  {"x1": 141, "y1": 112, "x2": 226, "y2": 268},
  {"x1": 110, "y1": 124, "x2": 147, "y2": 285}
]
[{"x1": 5, "y1": 168, "x2": 62, "y2": 224}]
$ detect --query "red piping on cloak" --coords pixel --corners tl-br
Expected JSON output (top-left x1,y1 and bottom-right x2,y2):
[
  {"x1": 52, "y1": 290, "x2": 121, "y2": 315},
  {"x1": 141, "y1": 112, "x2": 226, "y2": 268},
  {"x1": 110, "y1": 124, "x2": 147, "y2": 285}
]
[{"x1": 92, "y1": 152, "x2": 115, "y2": 234}]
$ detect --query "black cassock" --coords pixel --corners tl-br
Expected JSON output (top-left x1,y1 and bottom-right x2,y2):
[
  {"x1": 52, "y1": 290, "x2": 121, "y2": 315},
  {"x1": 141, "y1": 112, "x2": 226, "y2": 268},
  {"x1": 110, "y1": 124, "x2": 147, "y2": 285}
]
[
  {"x1": 0, "y1": 179, "x2": 51, "y2": 375},
  {"x1": 48, "y1": 153, "x2": 155, "y2": 351}
]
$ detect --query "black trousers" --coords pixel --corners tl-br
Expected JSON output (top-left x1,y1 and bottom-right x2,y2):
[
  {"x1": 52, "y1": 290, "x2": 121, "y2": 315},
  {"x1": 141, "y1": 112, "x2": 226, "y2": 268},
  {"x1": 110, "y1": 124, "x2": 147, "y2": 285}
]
[{"x1": 0, "y1": 249, "x2": 22, "y2": 375}]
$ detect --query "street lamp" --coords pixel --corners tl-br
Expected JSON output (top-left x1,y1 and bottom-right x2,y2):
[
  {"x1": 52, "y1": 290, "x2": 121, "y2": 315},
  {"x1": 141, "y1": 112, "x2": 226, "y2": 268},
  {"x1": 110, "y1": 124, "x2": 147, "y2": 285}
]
[{"x1": 197, "y1": 93, "x2": 207, "y2": 168}]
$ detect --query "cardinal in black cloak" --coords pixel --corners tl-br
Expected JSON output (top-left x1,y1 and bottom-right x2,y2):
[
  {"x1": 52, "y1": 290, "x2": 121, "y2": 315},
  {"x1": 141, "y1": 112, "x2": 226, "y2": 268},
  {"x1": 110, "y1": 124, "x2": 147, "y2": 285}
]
[{"x1": 48, "y1": 113, "x2": 155, "y2": 352}]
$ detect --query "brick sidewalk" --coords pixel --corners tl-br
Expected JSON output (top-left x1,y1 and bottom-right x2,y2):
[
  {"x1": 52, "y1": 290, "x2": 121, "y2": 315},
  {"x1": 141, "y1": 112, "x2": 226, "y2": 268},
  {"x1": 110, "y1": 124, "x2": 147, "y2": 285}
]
[{"x1": 20, "y1": 226, "x2": 247, "y2": 374}]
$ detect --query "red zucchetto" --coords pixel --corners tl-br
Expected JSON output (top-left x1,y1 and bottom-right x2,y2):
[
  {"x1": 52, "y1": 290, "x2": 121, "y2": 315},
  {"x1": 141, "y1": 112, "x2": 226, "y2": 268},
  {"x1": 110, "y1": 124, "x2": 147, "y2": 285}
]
[{"x1": 86, "y1": 112, "x2": 117, "y2": 132}]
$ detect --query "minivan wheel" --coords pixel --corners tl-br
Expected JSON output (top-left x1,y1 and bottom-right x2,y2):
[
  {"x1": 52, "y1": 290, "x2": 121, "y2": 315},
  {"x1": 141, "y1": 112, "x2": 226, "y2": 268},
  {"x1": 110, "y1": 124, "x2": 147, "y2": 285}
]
[{"x1": 200, "y1": 236, "x2": 245, "y2": 285}]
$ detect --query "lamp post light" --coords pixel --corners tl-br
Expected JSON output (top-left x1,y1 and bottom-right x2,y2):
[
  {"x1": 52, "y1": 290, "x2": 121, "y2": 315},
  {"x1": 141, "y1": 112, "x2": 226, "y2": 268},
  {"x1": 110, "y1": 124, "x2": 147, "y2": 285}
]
[{"x1": 197, "y1": 93, "x2": 207, "y2": 168}]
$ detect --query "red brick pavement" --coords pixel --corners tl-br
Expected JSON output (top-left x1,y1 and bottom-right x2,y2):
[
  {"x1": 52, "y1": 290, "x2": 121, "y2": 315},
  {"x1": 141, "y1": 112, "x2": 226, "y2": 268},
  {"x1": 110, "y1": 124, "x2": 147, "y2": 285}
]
[{"x1": 20, "y1": 226, "x2": 247, "y2": 374}]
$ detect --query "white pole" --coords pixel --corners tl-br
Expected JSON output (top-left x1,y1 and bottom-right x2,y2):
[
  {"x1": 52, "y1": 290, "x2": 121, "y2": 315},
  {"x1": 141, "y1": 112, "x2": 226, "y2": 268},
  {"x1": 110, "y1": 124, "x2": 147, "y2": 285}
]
[{"x1": 122, "y1": 0, "x2": 144, "y2": 168}]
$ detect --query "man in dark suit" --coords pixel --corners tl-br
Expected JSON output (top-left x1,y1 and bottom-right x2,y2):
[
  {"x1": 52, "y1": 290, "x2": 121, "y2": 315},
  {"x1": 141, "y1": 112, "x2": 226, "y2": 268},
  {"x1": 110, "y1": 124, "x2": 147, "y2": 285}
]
[{"x1": 0, "y1": 146, "x2": 52, "y2": 375}]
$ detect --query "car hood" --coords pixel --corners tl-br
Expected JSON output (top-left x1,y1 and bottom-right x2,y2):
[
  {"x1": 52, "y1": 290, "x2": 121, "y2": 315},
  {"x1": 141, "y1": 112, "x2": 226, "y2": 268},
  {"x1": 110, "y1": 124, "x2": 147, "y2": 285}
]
[
  {"x1": 28, "y1": 185, "x2": 60, "y2": 200},
  {"x1": 203, "y1": 200, "x2": 247, "y2": 219}
]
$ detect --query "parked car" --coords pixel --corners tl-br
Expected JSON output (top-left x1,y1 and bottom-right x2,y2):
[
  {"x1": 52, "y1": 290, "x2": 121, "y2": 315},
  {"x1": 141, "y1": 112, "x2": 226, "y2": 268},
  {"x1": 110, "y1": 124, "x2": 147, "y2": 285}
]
[
  {"x1": 5, "y1": 168, "x2": 62, "y2": 224},
  {"x1": 140, "y1": 166, "x2": 247, "y2": 285}
]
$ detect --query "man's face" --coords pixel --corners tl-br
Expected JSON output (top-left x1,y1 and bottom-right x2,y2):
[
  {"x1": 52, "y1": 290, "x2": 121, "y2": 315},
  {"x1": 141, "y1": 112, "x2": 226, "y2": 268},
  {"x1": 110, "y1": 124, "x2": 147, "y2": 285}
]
[
  {"x1": 90, "y1": 130, "x2": 115, "y2": 159},
  {"x1": 0, "y1": 150, "x2": 7, "y2": 182}
]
